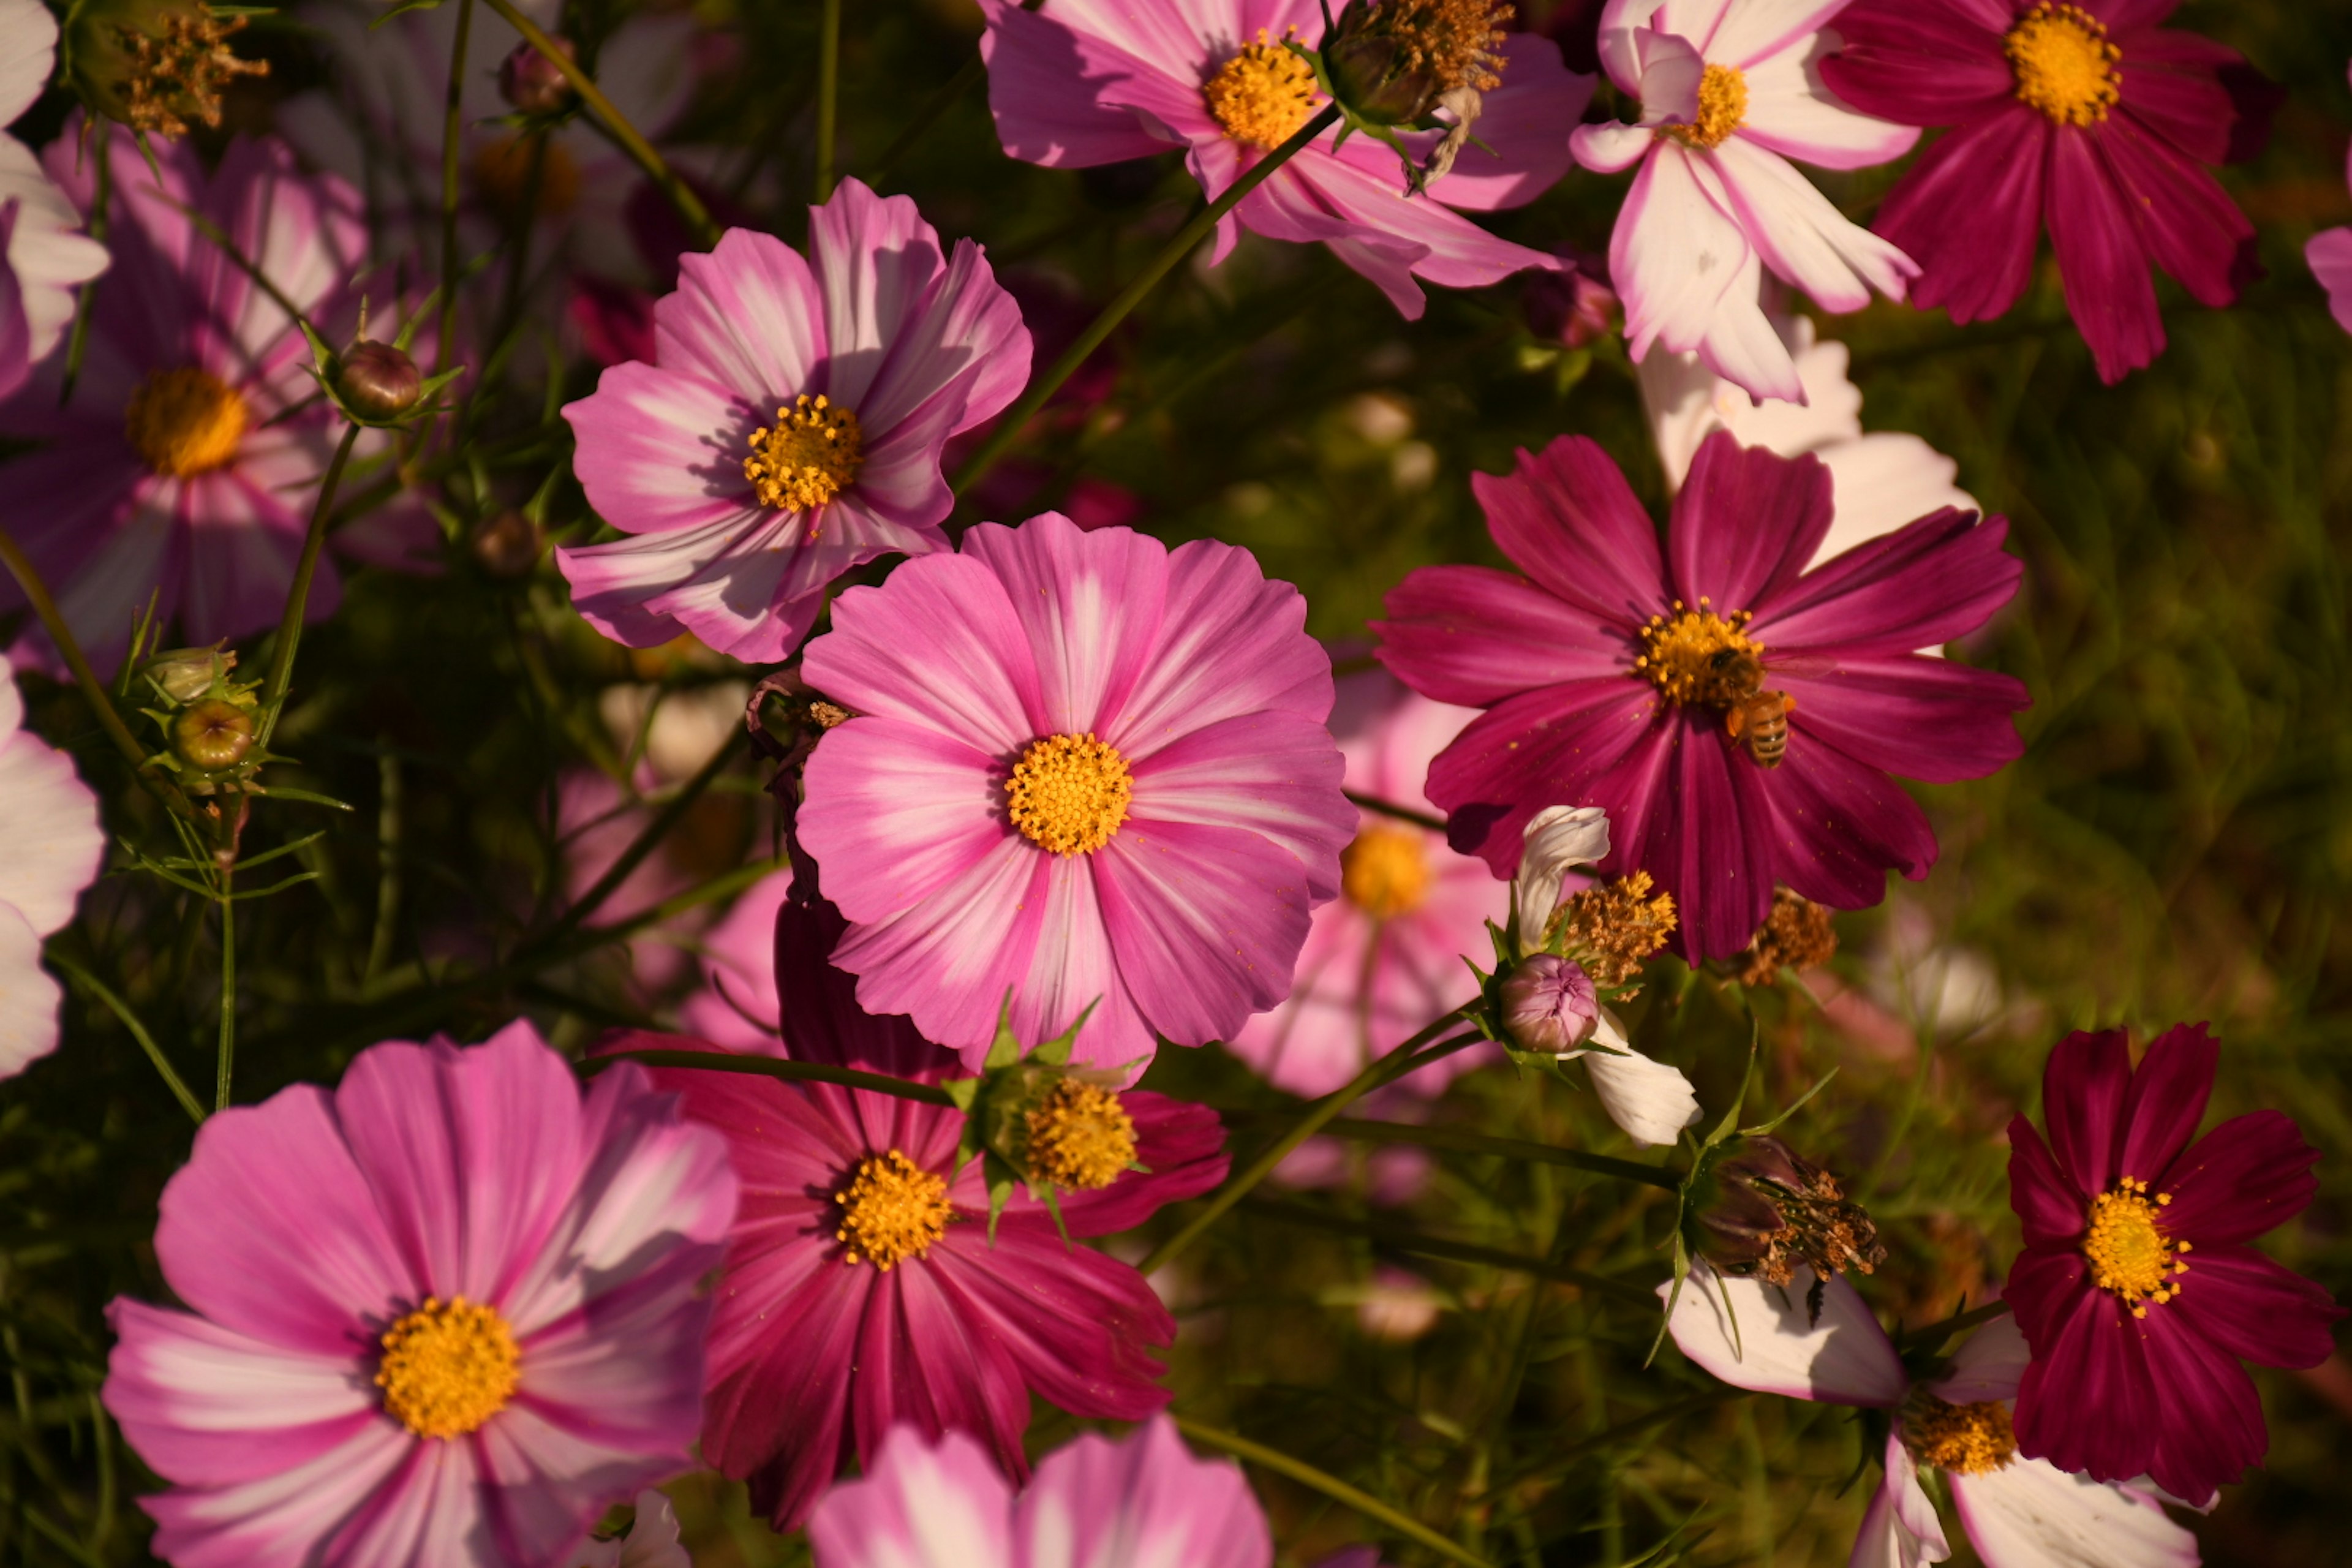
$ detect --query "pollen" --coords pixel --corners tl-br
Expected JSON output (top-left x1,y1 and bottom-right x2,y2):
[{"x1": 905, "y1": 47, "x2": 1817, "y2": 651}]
[
  {"x1": 1663, "y1": 63, "x2": 1748, "y2": 149},
  {"x1": 1634, "y1": 600, "x2": 1765, "y2": 707},
  {"x1": 1553, "y1": 871, "x2": 1677, "y2": 989},
  {"x1": 1342, "y1": 824, "x2": 1431, "y2": 920},
  {"x1": 834, "y1": 1150, "x2": 953, "y2": 1271},
  {"x1": 115, "y1": 12, "x2": 268, "y2": 138},
  {"x1": 744, "y1": 394, "x2": 865, "y2": 513},
  {"x1": 2084, "y1": 1177, "x2": 2185, "y2": 1316},
  {"x1": 1006, "y1": 733, "x2": 1133, "y2": 855},
  {"x1": 1354, "y1": 0, "x2": 1512, "y2": 92},
  {"x1": 1905, "y1": 1395, "x2": 2018, "y2": 1477},
  {"x1": 471, "y1": 134, "x2": 582, "y2": 217},
  {"x1": 2005, "y1": 3, "x2": 2120, "y2": 127},
  {"x1": 1023, "y1": 1080, "x2": 1139, "y2": 1191},
  {"x1": 374, "y1": 1297, "x2": 521, "y2": 1440},
  {"x1": 125, "y1": 368, "x2": 249, "y2": 480},
  {"x1": 1737, "y1": 888, "x2": 1839, "y2": 986},
  {"x1": 1204, "y1": 29, "x2": 1321, "y2": 149}
]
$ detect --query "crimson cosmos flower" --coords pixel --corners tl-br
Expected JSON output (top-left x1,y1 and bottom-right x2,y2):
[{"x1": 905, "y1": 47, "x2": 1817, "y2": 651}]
[
  {"x1": 1821, "y1": 0, "x2": 2278, "y2": 384},
  {"x1": 1375, "y1": 429, "x2": 2027, "y2": 960},
  {"x1": 2006, "y1": 1023, "x2": 2345, "y2": 1499}
]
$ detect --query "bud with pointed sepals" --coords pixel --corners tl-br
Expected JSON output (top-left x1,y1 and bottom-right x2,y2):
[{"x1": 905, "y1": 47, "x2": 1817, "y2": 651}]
[
  {"x1": 1499, "y1": 953, "x2": 1599, "y2": 1054},
  {"x1": 335, "y1": 341, "x2": 423, "y2": 422},
  {"x1": 943, "y1": 998, "x2": 1148, "y2": 1237},
  {"x1": 140, "y1": 644, "x2": 236, "y2": 705},
  {"x1": 172, "y1": 698, "x2": 253, "y2": 773},
  {"x1": 498, "y1": 37, "x2": 576, "y2": 115}
]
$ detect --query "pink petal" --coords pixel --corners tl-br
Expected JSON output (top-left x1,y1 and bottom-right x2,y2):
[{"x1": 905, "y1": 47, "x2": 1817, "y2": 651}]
[
  {"x1": 1669, "y1": 431, "x2": 1834, "y2": 612},
  {"x1": 564, "y1": 361, "x2": 762, "y2": 537},
  {"x1": 804, "y1": 548, "x2": 1042, "y2": 753},
  {"x1": 1375, "y1": 565, "x2": 1633, "y2": 708},
  {"x1": 1018, "y1": 1417, "x2": 1273, "y2": 1568},
  {"x1": 959, "y1": 512, "x2": 1175, "y2": 734},
  {"x1": 137, "y1": 1419, "x2": 415, "y2": 1568},
  {"x1": 1005, "y1": 848, "x2": 1155, "y2": 1075},
  {"x1": 807, "y1": 178, "x2": 951, "y2": 410},
  {"x1": 2093, "y1": 112, "x2": 2254, "y2": 307},
  {"x1": 850, "y1": 1262, "x2": 1035, "y2": 1485},
  {"x1": 809, "y1": 1425, "x2": 1017, "y2": 1568},
  {"x1": 798, "y1": 718, "x2": 1011, "y2": 918},
  {"x1": 1819, "y1": 1, "x2": 2020, "y2": 126},
  {"x1": 0, "y1": 710, "x2": 104, "y2": 935},
  {"x1": 1129, "y1": 709, "x2": 1352, "y2": 901},
  {"x1": 1751, "y1": 506, "x2": 2022, "y2": 657},
  {"x1": 927, "y1": 1222, "x2": 1175, "y2": 1422},
  {"x1": 2011, "y1": 1257, "x2": 2160, "y2": 1484},
  {"x1": 1422, "y1": 680, "x2": 1665, "y2": 880},
  {"x1": 655, "y1": 227, "x2": 826, "y2": 401},
  {"x1": 1472, "y1": 434, "x2": 1673, "y2": 629},
  {"x1": 1112, "y1": 531, "x2": 1338, "y2": 739},
  {"x1": 2114, "y1": 1022, "x2": 2217, "y2": 1180},
  {"x1": 1770, "y1": 654, "x2": 2027, "y2": 784},
  {"x1": 1705, "y1": 0, "x2": 1850, "y2": 70},
  {"x1": 2308, "y1": 227, "x2": 2352, "y2": 334},
  {"x1": 824, "y1": 839, "x2": 1054, "y2": 1058},
  {"x1": 857, "y1": 233, "x2": 1031, "y2": 437}
]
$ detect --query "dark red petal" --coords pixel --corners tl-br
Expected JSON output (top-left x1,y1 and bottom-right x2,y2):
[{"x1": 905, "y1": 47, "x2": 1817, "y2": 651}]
[
  {"x1": 777, "y1": 891, "x2": 960, "y2": 1080},
  {"x1": 1424, "y1": 679, "x2": 1667, "y2": 877},
  {"x1": 850, "y1": 1261, "x2": 1035, "y2": 1488},
  {"x1": 2114, "y1": 29, "x2": 2260, "y2": 164},
  {"x1": 1471, "y1": 436, "x2": 1668, "y2": 630},
  {"x1": 2008, "y1": 1115, "x2": 2087, "y2": 1246},
  {"x1": 724, "y1": 1259, "x2": 869, "y2": 1526},
  {"x1": 2137, "y1": 1307, "x2": 2267, "y2": 1499},
  {"x1": 1624, "y1": 710, "x2": 1777, "y2": 962},
  {"x1": 1757, "y1": 726, "x2": 1939, "y2": 908},
  {"x1": 1752, "y1": 507, "x2": 2021, "y2": 660},
  {"x1": 2115, "y1": 1022, "x2": 2217, "y2": 1181},
  {"x1": 1376, "y1": 564, "x2": 1632, "y2": 708},
  {"x1": 1771, "y1": 654, "x2": 2027, "y2": 785},
  {"x1": 2092, "y1": 116, "x2": 2255, "y2": 308},
  {"x1": 2084, "y1": 0, "x2": 2182, "y2": 29},
  {"x1": 1875, "y1": 108, "x2": 2049, "y2": 325},
  {"x1": 2158, "y1": 1109, "x2": 2321, "y2": 1245},
  {"x1": 2041, "y1": 1028, "x2": 2132, "y2": 1196},
  {"x1": 2169, "y1": 1243, "x2": 2346, "y2": 1371},
  {"x1": 2045, "y1": 126, "x2": 2164, "y2": 382},
  {"x1": 1668, "y1": 434, "x2": 1833, "y2": 615},
  {"x1": 2003, "y1": 1242, "x2": 2090, "y2": 1351},
  {"x1": 931, "y1": 1222, "x2": 1176, "y2": 1419},
  {"x1": 2011, "y1": 1264, "x2": 2160, "y2": 1483},
  {"x1": 1817, "y1": 0, "x2": 2015, "y2": 126}
]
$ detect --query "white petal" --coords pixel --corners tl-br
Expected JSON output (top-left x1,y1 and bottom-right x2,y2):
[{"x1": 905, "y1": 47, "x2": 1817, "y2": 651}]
[
  {"x1": 1658, "y1": 1263, "x2": 1907, "y2": 1405},
  {"x1": 0, "y1": 135, "x2": 109, "y2": 364},
  {"x1": 1634, "y1": 26, "x2": 1705, "y2": 124},
  {"x1": 0, "y1": 902, "x2": 62, "y2": 1080},
  {"x1": 0, "y1": 0, "x2": 58, "y2": 126},
  {"x1": 1515, "y1": 804, "x2": 1611, "y2": 947},
  {"x1": 1570, "y1": 123, "x2": 1655, "y2": 175},
  {"x1": 1814, "y1": 435, "x2": 1975, "y2": 570},
  {"x1": 1851, "y1": 1433, "x2": 1951, "y2": 1568},
  {"x1": 1738, "y1": 36, "x2": 1918, "y2": 171},
  {"x1": 0, "y1": 684, "x2": 106, "y2": 935},
  {"x1": 1928, "y1": 1313, "x2": 2027, "y2": 1405},
  {"x1": 1948, "y1": 1463, "x2": 2198, "y2": 1568},
  {"x1": 1581, "y1": 1043, "x2": 1701, "y2": 1146},
  {"x1": 1705, "y1": 137, "x2": 1917, "y2": 312}
]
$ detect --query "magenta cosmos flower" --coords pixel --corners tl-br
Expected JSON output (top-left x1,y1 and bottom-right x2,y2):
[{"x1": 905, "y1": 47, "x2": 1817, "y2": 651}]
[
  {"x1": 102, "y1": 1021, "x2": 739, "y2": 1568},
  {"x1": 2309, "y1": 65, "x2": 2352, "y2": 335},
  {"x1": 1376, "y1": 430, "x2": 2027, "y2": 960},
  {"x1": 1822, "y1": 0, "x2": 2278, "y2": 385},
  {"x1": 628, "y1": 888, "x2": 1230, "y2": 1528},
  {"x1": 977, "y1": 0, "x2": 1590, "y2": 319},
  {"x1": 0, "y1": 123, "x2": 427, "y2": 676},
  {"x1": 810, "y1": 1417, "x2": 1269, "y2": 1568},
  {"x1": 559, "y1": 178, "x2": 1030, "y2": 662},
  {"x1": 2004, "y1": 1023, "x2": 2345, "y2": 1501},
  {"x1": 798, "y1": 511, "x2": 1354, "y2": 1075}
]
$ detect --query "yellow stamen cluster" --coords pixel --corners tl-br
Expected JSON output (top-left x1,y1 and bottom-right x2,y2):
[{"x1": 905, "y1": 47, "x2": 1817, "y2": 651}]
[
  {"x1": 1905, "y1": 1395, "x2": 2018, "y2": 1476},
  {"x1": 1553, "y1": 871, "x2": 1676, "y2": 989},
  {"x1": 1341, "y1": 824, "x2": 1432, "y2": 920},
  {"x1": 2005, "y1": 3, "x2": 2120, "y2": 126},
  {"x1": 374, "y1": 1296, "x2": 521, "y2": 1440},
  {"x1": 1006, "y1": 733, "x2": 1133, "y2": 855},
  {"x1": 1023, "y1": 1080, "x2": 1139, "y2": 1191},
  {"x1": 1357, "y1": 0, "x2": 1512, "y2": 93},
  {"x1": 834, "y1": 1150, "x2": 953, "y2": 1271},
  {"x1": 1204, "y1": 29, "x2": 1321, "y2": 149},
  {"x1": 125, "y1": 368, "x2": 249, "y2": 479},
  {"x1": 1664, "y1": 63, "x2": 1748, "y2": 149},
  {"x1": 2084, "y1": 1177, "x2": 2188, "y2": 1317},
  {"x1": 1737, "y1": 888, "x2": 1839, "y2": 986},
  {"x1": 115, "y1": 12, "x2": 268, "y2": 137},
  {"x1": 744, "y1": 394, "x2": 864, "y2": 513},
  {"x1": 1634, "y1": 600, "x2": 1763, "y2": 707},
  {"x1": 471, "y1": 135, "x2": 582, "y2": 217}
]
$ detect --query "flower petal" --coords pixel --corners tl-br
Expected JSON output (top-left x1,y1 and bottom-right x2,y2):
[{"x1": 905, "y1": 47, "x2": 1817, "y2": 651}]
[
  {"x1": 1376, "y1": 565, "x2": 1635, "y2": 706},
  {"x1": 2011, "y1": 1259, "x2": 2160, "y2": 1485},
  {"x1": 1669, "y1": 431, "x2": 1834, "y2": 612},
  {"x1": 2114, "y1": 1022, "x2": 2217, "y2": 1182},
  {"x1": 1948, "y1": 1461, "x2": 2196, "y2": 1568},
  {"x1": 2040, "y1": 1028, "x2": 2132, "y2": 1196},
  {"x1": 655, "y1": 228, "x2": 826, "y2": 401},
  {"x1": 1659, "y1": 1264, "x2": 1907, "y2": 1404},
  {"x1": 1817, "y1": 1, "x2": 2017, "y2": 126},
  {"x1": 564, "y1": 361, "x2": 761, "y2": 537},
  {"x1": 1578, "y1": 1042, "x2": 1702, "y2": 1146},
  {"x1": 2007, "y1": 1115, "x2": 2087, "y2": 1246},
  {"x1": 1708, "y1": 137, "x2": 1917, "y2": 312},
  {"x1": 1751, "y1": 505, "x2": 2021, "y2": 657},
  {"x1": 1736, "y1": 36, "x2": 1920, "y2": 170},
  {"x1": 1472, "y1": 434, "x2": 1673, "y2": 630},
  {"x1": 1019, "y1": 1416, "x2": 1273, "y2": 1568},
  {"x1": 805, "y1": 548, "x2": 1043, "y2": 752},
  {"x1": 1423, "y1": 680, "x2": 1667, "y2": 879},
  {"x1": 809, "y1": 1424, "x2": 1017, "y2": 1568},
  {"x1": 1770, "y1": 654, "x2": 2027, "y2": 784},
  {"x1": 2046, "y1": 123, "x2": 2163, "y2": 383},
  {"x1": 824, "y1": 839, "x2": 1052, "y2": 1060},
  {"x1": 1112, "y1": 532, "x2": 1340, "y2": 739},
  {"x1": 2092, "y1": 115, "x2": 2253, "y2": 309},
  {"x1": 799, "y1": 718, "x2": 1010, "y2": 918},
  {"x1": 2165, "y1": 1243, "x2": 2343, "y2": 1372},
  {"x1": 1872, "y1": 107, "x2": 2048, "y2": 327},
  {"x1": 2154, "y1": 1109, "x2": 2321, "y2": 1244},
  {"x1": 1931, "y1": 1313, "x2": 2030, "y2": 1404}
]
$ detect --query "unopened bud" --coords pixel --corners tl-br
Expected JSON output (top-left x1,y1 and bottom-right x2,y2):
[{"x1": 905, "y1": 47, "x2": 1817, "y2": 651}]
[
  {"x1": 143, "y1": 644, "x2": 234, "y2": 704},
  {"x1": 1499, "y1": 954, "x2": 1599, "y2": 1054},
  {"x1": 1525, "y1": 254, "x2": 1619, "y2": 349},
  {"x1": 173, "y1": 699, "x2": 254, "y2": 772},
  {"x1": 336, "y1": 341, "x2": 423, "y2": 421},
  {"x1": 472, "y1": 510, "x2": 543, "y2": 577},
  {"x1": 498, "y1": 37, "x2": 576, "y2": 115}
]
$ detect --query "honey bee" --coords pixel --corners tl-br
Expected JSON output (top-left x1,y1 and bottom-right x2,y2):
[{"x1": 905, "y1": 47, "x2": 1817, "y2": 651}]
[{"x1": 1705, "y1": 647, "x2": 1794, "y2": 768}]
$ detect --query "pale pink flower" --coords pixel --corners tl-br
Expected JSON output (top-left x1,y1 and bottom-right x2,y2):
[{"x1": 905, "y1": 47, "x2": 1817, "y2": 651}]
[
  {"x1": 0, "y1": 660, "x2": 105, "y2": 1079},
  {"x1": 0, "y1": 0, "x2": 108, "y2": 396}
]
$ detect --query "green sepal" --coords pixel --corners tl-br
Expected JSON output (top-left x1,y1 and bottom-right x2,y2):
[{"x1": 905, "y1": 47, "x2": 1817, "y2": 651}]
[{"x1": 373, "y1": 0, "x2": 446, "y2": 23}]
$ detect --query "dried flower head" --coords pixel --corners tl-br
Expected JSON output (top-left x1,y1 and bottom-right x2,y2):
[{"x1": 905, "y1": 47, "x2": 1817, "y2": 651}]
[
  {"x1": 1552, "y1": 870, "x2": 1676, "y2": 989},
  {"x1": 1693, "y1": 1135, "x2": 1888, "y2": 1313},
  {"x1": 1737, "y1": 888, "x2": 1839, "y2": 986},
  {"x1": 102, "y1": 5, "x2": 269, "y2": 137}
]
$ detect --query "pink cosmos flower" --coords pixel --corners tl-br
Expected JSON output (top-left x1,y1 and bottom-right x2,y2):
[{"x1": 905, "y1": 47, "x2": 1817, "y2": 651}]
[
  {"x1": 1665, "y1": 1267, "x2": 2200, "y2": 1568},
  {"x1": 0, "y1": 123, "x2": 426, "y2": 676},
  {"x1": 2307, "y1": 65, "x2": 2352, "y2": 335},
  {"x1": 102, "y1": 1021, "x2": 740, "y2": 1568},
  {"x1": 1227, "y1": 668, "x2": 1499, "y2": 1098},
  {"x1": 808, "y1": 1417, "x2": 1269, "y2": 1568},
  {"x1": 798, "y1": 511, "x2": 1354, "y2": 1076},
  {"x1": 1376, "y1": 431, "x2": 2027, "y2": 960},
  {"x1": 1569, "y1": 0, "x2": 1920, "y2": 402},
  {"x1": 629, "y1": 888, "x2": 1231, "y2": 1528},
  {"x1": 2003, "y1": 1023, "x2": 2345, "y2": 1501},
  {"x1": 0, "y1": 0, "x2": 108, "y2": 398},
  {"x1": 1822, "y1": 0, "x2": 2278, "y2": 384},
  {"x1": 976, "y1": 0, "x2": 1591, "y2": 319},
  {"x1": 0, "y1": 660, "x2": 105, "y2": 1079},
  {"x1": 558, "y1": 179, "x2": 1030, "y2": 662}
]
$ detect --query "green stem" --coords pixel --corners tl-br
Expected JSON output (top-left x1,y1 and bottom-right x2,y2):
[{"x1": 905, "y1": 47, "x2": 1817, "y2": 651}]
[
  {"x1": 951, "y1": 102, "x2": 1343, "y2": 497},
  {"x1": 1343, "y1": 789, "x2": 1447, "y2": 832},
  {"x1": 541, "y1": 733, "x2": 741, "y2": 945},
  {"x1": 258, "y1": 424, "x2": 363, "y2": 746},
  {"x1": 58, "y1": 131, "x2": 109, "y2": 404},
  {"x1": 813, "y1": 0, "x2": 842, "y2": 203},
  {"x1": 214, "y1": 871, "x2": 236, "y2": 1112},
  {"x1": 482, "y1": 0, "x2": 719, "y2": 247},
  {"x1": 435, "y1": 0, "x2": 475, "y2": 383},
  {"x1": 48, "y1": 954, "x2": 205, "y2": 1124},
  {"x1": 1172, "y1": 1417, "x2": 1495, "y2": 1568},
  {"x1": 1241, "y1": 1197, "x2": 1660, "y2": 1305},
  {"x1": 1138, "y1": 1008, "x2": 1476, "y2": 1276},
  {"x1": 586, "y1": 1049, "x2": 960, "y2": 1106},
  {"x1": 1894, "y1": 1295, "x2": 2013, "y2": 1353}
]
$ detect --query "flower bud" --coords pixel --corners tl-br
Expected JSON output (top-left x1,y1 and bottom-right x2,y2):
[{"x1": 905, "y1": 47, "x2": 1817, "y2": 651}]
[
  {"x1": 1524, "y1": 254, "x2": 1619, "y2": 349},
  {"x1": 142, "y1": 644, "x2": 235, "y2": 704},
  {"x1": 173, "y1": 699, "x2": 254, "y2": 772},
  {"x1": 1499, "y1": 954, "x2": 1599, "y2": 1054},
  {"x1": 1688, "y1": 1134, "x2": 1887, "y2": 1293},
  {"x1": 471, "y1": 510, "x2": 543, "y2": 577},
  {"x1": 336, "y1": 341, "x2": 423, "y2": 421},
  {"x1": 498, "y1": 37, "x2": 576, "y2": 115}
]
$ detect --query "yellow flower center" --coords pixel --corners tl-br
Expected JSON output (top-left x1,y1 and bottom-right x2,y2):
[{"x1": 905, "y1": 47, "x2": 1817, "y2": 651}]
[
  {"x1": 1663, "y1": 63, "x2": 1748, "y2": 149},
  {"x1": 374, "y1": 1297, "x2": 521, "y2": 1441},
  {"x1": 124, "y1": 368, "x2": 248, "y2": 479},
  {"x1": 1204, "y1": 29, "x2": 1320, "y2": 149},
  {"x1": 1633, "y1": 600, "x2": 1764, "y2": 707},
  {"x1": 1905, "y1": 1395, "x2": 2018, "y2": 1476},
  {"x1": 1006, "y1": 733, "x2": 1133, "y2": 855},
  {"x1": 835, "y1": 1150, "x2": 953, "y2": 1270},
  {"x1": 1341, "y1": 824, "x2": 1431, "y2": 920},
  {"x1": 2005, "y1": 3, "x2": 2120, "y2": 126},
  {"x1": 471, "y1": 134, "x2": 582, "y2": 216},
  {"x1": 2083, "y1": 1177, "x2": 2188, "y2": 1317},
  {"x1": 1023, "y1": 1080, "x2": 1138, "y2": 1191},
  {"x1": 744, "y1": 394, "x2": 865, "y2": 512}
]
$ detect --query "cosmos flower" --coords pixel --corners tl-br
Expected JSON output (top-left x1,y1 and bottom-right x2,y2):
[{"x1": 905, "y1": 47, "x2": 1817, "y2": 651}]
[
  {"x1": 797, "y1": 511, "x2": 1354, "y2": 1076},
  {"x1": 102, "y1": 1021, "x2": 739, "y2": 1568},
  {"x1": 628, "y1": 888, "x2": 1231, "y2": 1528},
  {"x1": 1822, "y1": 0, "x2": 2278, "y2": 383},
  {"x1": 558, "y1": 179, "x2": 1030, "y2": 662},
  {"x1": 2003, "y1": 1023, "x2": 2345, "y2": 1501},
  {"x1": 0, "y1": 123, "x2": 426, "y2": 676},
  {"x1": 1376, "y1": 431, "x2": 2027, "y2": 960},
  {"x1": 2308, "y1": 65, "x2": 2352, "y2": 335},
  {"x1": 1568, "y1": 0, "x2": 1920, "y2": 402},
  {"x1": 976, "y1": 0, "x2": 1591, "y2": 319},
  {"x1": 807, "y1": 1417, "x2": 1270, "y2": 1568},
  {"x1": 1665, "y1": 1266, "x2": 2200, "y2": 1568},
  {"x1": 0, "y1": 0, "x2": 108, "y2": 399},
  {"x1": 0, "y1": 660, "x2": 106, "y2": 1079}
]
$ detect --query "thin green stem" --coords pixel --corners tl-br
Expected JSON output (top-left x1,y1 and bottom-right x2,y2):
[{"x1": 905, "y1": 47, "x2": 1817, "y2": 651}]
[
  {"x1": 435, "y1": 0, "x2": 475, "y2": 382},
  {"x1": 1894, "y1": 1295, "x2": 2013, "y2": 1354},
  {"x1": 586, "y1": 1049, "x2": 960, "y2": 1106},
  {"x1": 258, "y1": 423, "x2": 363, "y2": 746},
  {"x1": 1344, "y1": 789, "x2": 1447, "y2": 833},
  {"x1": 951, "y1": 102, "x2": 1343, "y2": 497},
  {"x1": 482, "y1": 0, "x2": 719, "y2": 247},
  {"x1": 1241, "y1": 1197, "x2": 1660, "y2": 1305},
  {"x1": 58, "y1": 131, "x2": 110, "y2": 404},
  {"x1": 813, "y1": 0, "x2": 842, "y2": 202},
  {"x1": 1222, "y1": 1111, "x2": 1682, "y2": 1189},
  {"x1": 49, "y1": 955, "x2": 205, "y2": 1124},
  {"x1": 542, "y1": 734, "x2": 741, "y2": 946},
  {"x1": 1172, "y1": 1417, "x2": 1495, "y2": 1568},
  {"x1": 214, "y1": 871, "x2": 236, "y2": 1112}
]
